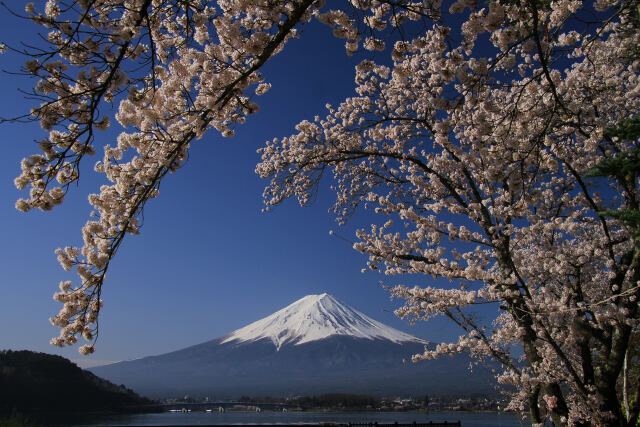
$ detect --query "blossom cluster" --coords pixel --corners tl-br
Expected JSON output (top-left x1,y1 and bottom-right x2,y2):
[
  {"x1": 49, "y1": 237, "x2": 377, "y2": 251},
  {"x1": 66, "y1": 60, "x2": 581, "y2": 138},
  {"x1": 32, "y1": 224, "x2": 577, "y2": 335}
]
[
  {"x1": 256, "y1": 0, "x2": 640, "y2": 425},
  {"x1": 13, "y1": 0, "x2": 319, "y2": 352}
]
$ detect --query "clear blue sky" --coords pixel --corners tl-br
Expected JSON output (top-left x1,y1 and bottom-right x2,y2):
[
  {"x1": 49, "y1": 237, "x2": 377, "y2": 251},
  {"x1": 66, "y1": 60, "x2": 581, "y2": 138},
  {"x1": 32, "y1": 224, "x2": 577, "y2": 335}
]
[{"x1": 0, "y1": 5, "x2": 465, "y2": 368}]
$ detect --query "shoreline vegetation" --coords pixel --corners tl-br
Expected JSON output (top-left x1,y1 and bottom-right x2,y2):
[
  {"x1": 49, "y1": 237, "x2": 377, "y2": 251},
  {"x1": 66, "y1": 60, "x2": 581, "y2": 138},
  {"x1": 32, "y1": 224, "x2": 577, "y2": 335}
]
[
  {"x1": 0, "y1": 349, "x2": 152, "y2": 425},
  {"x1": 157, "y1": 394, "x2": 505, "y2": 413},
  {"x1": 0, "y1": 349, "x2": 508, "y2": 426}
]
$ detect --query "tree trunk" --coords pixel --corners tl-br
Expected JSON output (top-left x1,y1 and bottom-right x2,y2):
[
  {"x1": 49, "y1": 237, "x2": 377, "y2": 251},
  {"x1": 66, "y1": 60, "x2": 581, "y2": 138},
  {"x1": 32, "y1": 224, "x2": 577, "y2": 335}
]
[
  {"x1": 596, "y1": 383, "x2": 625, "y2": 426},
  {"x1": 545, "y1": 382, "x2": 570, "y2": 427},
  {"x1": 623, "y1": 347, "x2": 630, "y2": 424},
  {"x1": 529, "y1": 385, "x2": 543, "y2": 425}
]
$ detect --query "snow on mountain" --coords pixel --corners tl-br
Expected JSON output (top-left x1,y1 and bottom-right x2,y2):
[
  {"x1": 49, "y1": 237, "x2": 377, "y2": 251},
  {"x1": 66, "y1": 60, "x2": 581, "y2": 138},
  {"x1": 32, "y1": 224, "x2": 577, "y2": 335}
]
[
  {"x1": 221, "y1": 293, "x2": 425, "y2": 349},
  {"x1": 89, "y1": 293, "x2": 495, "y2": 397}
]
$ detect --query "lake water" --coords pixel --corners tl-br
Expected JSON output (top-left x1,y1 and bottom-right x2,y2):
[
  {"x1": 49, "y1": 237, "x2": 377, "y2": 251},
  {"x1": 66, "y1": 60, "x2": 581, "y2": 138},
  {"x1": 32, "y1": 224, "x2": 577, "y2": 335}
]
[{"x1": 72, "y1": 410, "x2": 530, "y2": 426}]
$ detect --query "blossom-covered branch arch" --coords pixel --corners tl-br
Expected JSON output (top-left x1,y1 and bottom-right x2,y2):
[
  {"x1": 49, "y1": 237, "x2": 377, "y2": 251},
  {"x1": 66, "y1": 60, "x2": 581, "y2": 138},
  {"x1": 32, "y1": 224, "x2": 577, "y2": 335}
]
[
  {"x1": 257, "y1": 0, "x2": 640, "y2": 425},
  {"x1": 8, "y1": 0, "x2": 321, "y2": 354}
]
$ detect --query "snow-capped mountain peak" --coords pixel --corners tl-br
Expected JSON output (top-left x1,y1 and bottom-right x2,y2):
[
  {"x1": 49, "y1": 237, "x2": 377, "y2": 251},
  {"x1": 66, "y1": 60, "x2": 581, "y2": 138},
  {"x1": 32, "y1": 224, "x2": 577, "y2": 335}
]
[{"x1": 221, "y1": 293, "x2": 425, "y2": 350}]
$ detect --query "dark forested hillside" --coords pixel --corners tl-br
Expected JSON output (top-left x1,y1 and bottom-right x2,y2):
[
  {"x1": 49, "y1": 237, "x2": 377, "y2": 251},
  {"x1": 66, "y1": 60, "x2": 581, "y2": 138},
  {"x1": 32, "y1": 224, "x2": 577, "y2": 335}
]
[{"x1": 0, "y1": 350, "x2": 152, "y2": 415}]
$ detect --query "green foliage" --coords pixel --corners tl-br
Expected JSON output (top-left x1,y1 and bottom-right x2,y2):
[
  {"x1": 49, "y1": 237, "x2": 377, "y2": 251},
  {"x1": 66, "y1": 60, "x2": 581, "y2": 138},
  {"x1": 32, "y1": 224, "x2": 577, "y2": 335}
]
[
  {"x1": 603, "y1": 117, "x2": 640, "y2": 142},
  {"x1": 587, "y1": 117, "x2": 640, "y2": 181},
  {"x1": 0, "y1": 409, "x2": 41, "y2": 427},
  {"x1": 585, "y1": 149, "x2": 640, "y2": 182},
  {"x1": 587, "y1": 117, "x2": 640, "y2": 182},
  {"x1": 0, "y1": 350, "x2": 151, "y2": 415},
  {"x1": 586, "y1": 118, "x2": 640, "y2": 235},
  {"x1": 595, "y1": 209, "x2": 640, "y2": 231}
]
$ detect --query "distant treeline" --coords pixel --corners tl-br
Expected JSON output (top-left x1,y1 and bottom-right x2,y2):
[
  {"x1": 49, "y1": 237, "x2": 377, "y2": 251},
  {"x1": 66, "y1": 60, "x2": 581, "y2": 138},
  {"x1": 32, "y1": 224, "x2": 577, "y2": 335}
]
[
  {"x1": 231, "y1": 393, "x2": 380, "y2": 409},
  {"x1": 0, "y1": 349, "x2": 152, "y2": 416},
  {"x1": 290, "y1": 393, "x2": 380, "y2": 409}
]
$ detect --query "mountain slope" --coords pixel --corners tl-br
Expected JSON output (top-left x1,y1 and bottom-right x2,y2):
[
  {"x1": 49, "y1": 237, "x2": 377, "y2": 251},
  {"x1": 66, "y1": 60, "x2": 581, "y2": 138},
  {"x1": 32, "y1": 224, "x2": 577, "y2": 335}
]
[
  {"x1": 91, "y1": 294, "x2": 493, "y2": 398},
  {"x1": 222, "y1": 293, "x2": 424, "y2": 349}
]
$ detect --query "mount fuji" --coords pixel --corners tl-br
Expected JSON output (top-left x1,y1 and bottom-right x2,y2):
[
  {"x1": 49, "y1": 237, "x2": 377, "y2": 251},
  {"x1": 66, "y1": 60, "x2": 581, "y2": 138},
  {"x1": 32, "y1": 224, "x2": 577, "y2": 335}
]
[
  {"x1": 90, "y1": 294, "x2": 493, "y2": 398},
  {"x1": 220, "y1": 293, "x2": 425, "y2": 349}
]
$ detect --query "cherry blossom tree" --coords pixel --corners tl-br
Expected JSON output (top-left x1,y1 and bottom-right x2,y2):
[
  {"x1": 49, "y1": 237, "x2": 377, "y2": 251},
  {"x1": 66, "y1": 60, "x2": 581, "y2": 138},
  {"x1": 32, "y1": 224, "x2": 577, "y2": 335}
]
[
  {"x1": 5, "y1": 0, "x2": 318, "y2": 355},
  {"x1": 256, "y1": 0, "x2": 640, "y2": 426},
  {"x1": 4, "y1": 0, "x2": 640, "y2": 425}
]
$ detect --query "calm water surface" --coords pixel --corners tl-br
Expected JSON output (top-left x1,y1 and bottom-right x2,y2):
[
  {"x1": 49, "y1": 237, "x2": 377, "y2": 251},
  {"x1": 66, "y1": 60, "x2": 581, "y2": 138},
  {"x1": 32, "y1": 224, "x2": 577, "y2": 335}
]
[{"x1": 73, "y1": 410, "x2": 530, "y2": 426}]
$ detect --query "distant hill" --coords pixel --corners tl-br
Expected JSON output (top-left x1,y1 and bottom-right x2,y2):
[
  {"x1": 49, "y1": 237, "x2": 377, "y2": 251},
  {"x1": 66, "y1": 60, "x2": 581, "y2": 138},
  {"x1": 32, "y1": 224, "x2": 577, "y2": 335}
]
[{"x1": 0, "y1": 349, "x2": 152, "y2": 415}]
